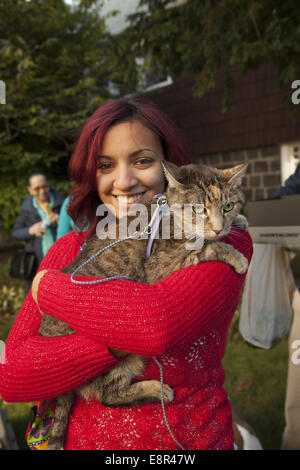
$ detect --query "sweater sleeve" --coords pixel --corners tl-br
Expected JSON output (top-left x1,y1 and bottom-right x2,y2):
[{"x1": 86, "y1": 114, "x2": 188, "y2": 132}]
[
  {"x1": 37, "y1": 229, "x2": 253, "y2": 356},
  {"x1": 0, "y1": 233, "x2": 120, "y2": 403}
]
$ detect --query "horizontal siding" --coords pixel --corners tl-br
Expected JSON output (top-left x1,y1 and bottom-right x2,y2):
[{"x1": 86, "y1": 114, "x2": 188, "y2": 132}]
[{"x1": 149, "y1": 62, "x2": 300, "y2": 158}]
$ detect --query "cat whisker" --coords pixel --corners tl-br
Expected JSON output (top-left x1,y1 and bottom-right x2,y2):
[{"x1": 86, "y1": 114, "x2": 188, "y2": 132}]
[{"x1": 228, "y1": 228, "x2": 245, "y2": 239}]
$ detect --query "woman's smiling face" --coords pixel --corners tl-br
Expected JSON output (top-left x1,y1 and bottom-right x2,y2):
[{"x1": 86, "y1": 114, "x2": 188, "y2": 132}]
[{"x1": 96, "y1": 120, "x2": 166, "y2": 218}]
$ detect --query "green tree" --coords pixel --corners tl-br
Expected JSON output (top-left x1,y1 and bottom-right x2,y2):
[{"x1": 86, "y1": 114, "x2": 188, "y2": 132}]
[
  {"x1": 0, "y1": 0, "x2": 137, "y2": 230},
  {"x1": 122, "y1": 0, "x2": 300, "y2": 110}
]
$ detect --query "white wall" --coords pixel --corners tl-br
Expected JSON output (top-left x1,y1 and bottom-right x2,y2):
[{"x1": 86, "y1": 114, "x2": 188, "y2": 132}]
[{"x1": 101, "y1": 0, "x2": 146, "y2": 34}]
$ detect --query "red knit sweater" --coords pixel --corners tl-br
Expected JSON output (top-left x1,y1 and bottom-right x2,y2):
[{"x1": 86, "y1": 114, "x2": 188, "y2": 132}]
[{"x1": 0, "y1": 229, "x2": 252, "y2": 450}]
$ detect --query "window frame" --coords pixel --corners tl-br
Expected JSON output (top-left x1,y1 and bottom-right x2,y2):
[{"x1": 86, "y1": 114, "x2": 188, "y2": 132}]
[{"x1": 280, "y1": 143, "x2": 300, "y2": 184}]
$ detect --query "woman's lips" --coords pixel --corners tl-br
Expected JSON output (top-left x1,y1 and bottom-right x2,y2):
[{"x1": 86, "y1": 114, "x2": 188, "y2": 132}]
[{"x1": 114, "y1": 192, "x2": 146, "y2": 206}]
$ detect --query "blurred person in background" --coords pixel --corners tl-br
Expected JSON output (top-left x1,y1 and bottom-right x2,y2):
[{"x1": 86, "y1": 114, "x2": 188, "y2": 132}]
[{"x1": 12, "y1": 173, "x2": 64, "y2": 289}]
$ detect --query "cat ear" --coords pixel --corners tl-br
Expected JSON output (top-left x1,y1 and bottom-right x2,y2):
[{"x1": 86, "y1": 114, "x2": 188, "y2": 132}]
[
  {"x1": 161, "y1": 160, "x2": 185, "y2": 190},
  {"x1": 221, "y1": 162, "x2": 248, "y2": 185}
]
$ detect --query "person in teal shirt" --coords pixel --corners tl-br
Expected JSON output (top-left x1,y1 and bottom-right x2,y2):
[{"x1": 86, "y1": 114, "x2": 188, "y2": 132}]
[{"x1": 56, "y1": 196, "x2": 79, "y2": 239}]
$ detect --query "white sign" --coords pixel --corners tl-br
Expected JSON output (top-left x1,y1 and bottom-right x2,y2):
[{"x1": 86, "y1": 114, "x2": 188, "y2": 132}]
[{"x1": 249, "y1": 225, "x2": 300, "y2": 246}]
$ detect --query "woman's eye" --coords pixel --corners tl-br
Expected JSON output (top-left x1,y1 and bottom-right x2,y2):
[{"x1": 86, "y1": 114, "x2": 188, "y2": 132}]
[
  {"x1": 98, "y1": 162, "x2": 113, "y2": 170},
  {"x1": 223, "y1": 202, "x2": 234, "y2": 212},
  {"x1": 98, "y1": 158, "x2": 153, "y2": 170},
  {"x1": 135, "y1": 158, "x2": 152, "y2": 165}
]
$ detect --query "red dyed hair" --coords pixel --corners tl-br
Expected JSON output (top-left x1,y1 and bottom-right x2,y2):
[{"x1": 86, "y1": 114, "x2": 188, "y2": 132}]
[{"x1": 68, "y1": 97, "x2": 192, "y2": 238}]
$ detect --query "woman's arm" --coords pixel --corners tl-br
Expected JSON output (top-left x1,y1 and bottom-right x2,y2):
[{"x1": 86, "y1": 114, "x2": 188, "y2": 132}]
[
  {"x1": 36, "y1": 229, "x2": 253, "y2": 356},
  {"x1": 0, "y1": 233, "x2": 121, "y2": 402}
]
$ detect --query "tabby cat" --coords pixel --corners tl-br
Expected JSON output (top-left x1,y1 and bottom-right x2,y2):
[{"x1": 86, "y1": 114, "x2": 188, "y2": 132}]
[{"x1": 38, "y1": 160, "x2": 248, "y2": 450}]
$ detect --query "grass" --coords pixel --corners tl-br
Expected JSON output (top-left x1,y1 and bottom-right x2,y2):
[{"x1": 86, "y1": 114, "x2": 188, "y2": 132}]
[
  {"x1": 0, "y1": 397, "x2": 33, "y2": 450},
  {"x1": 0, "y1": 315, "x2": 33, "y2": 451},
  {"x1": 223, "y1": 315, "x2": 288, "y2": 450},
  {"x1": 0, "y1": 255, "x2": 289, "y2": 450}
]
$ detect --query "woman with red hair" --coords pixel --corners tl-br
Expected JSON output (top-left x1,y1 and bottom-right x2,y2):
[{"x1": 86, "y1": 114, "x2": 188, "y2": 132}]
[{"x1": 0, "y1": 97, "x2": 252, "y2": 450}]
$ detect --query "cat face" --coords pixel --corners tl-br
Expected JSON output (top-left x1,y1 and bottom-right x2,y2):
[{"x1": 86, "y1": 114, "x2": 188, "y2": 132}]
[{"x1": 162, "y1": 161, "x2": 247, "y2": 241}]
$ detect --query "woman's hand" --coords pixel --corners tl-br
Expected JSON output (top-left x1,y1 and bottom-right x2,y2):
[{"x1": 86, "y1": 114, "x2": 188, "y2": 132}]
[
  {"x1": 31, "y1": 270, "x2": 49, "y2": 313},
  {"x1": 29, "y1": 222, "x2": 46, "y2": 237},
  {"x1": 32, "y1": 269, "x2": 129, "y2": 358},
  {"x1": 49, "y1": 213, "x2": 59, "y2": 226}
]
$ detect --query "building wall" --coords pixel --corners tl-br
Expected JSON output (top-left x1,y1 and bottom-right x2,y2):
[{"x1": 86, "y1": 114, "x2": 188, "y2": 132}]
[
  {"x1": 149, "y1": 62, "x2": 300, "y2": 202},
  {"x1": 197, "y1": 146, "x2": 281, "y2": 203}
]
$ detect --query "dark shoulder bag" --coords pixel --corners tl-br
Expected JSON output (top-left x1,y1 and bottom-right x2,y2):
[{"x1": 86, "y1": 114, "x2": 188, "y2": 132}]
[{"x1": 9, "y1": 250, "x2": 37, "y2": 280}]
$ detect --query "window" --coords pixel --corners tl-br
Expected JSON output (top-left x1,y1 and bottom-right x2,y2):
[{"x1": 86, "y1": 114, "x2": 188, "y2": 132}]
[
  {"x1": 280, "y1": 143, "x2": 300, "y2": 184},
  {"x1": 135, "y1": 57, "x2": 173, "y2": 93},
  {"x1": 100, "y1": 1, "x2": 173, "y2": 94}
]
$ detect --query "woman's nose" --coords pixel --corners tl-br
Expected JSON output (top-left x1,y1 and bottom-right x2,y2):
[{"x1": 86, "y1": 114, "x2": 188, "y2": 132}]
[{"x1": 113, "y1": 166, "x2": 138, "y2": 190}]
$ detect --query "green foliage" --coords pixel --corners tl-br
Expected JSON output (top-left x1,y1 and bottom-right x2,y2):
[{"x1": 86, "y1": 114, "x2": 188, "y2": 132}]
[
  {"x1": 0, "y1": 398, "x2": 33, "y2": 450},
  {"x1": 0, "y1": 285, "x2": 26, "y2": 317},
  {"x1": 123, "y1": 0, "x2": 300, "y2": 111},
  {"x1": 0, "y1": 0, "x2": 138, "y2": 230},
  {"x1": 223, "y1": 329, "x2": 288, "y2": 450}
]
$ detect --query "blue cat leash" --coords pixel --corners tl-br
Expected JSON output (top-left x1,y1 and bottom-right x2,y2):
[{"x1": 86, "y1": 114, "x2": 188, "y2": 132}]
[
  {"x1": 70, "y1": 194, "x2": 185, "y2": 450},
  {"x1": 70, "y1": 193, "x2": 167, "y2": 285}
]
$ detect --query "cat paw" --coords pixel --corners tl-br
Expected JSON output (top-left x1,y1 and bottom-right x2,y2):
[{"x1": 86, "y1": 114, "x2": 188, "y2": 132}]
[
  {"x1": 162, "y1": 384, "x2": 174, "y2": 403},
  {"x1": 233, "y1": 254, "x2": 248, "y2": 274},
  {"x1": 46, "y1": 444, "x2": 63, "y2": 451},
  {"x1": 232, "y1": 214, "x2": 248, "y2": 231}
]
